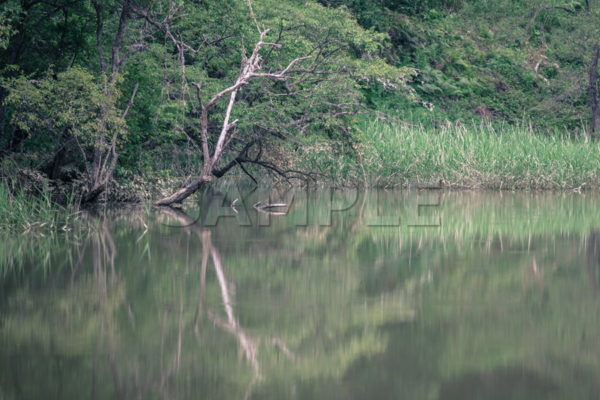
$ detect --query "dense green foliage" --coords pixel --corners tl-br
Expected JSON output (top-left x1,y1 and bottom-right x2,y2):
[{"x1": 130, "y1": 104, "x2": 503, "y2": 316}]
[
  {"x1": 0, "y1": 0, "x2": 599, "y2": 208},
  {"x1": 324, "y1": 0, "x2": 600, "y2": 129},
  {"x1": 0, "y1": 0, "x2": 413, "y2": 199}
]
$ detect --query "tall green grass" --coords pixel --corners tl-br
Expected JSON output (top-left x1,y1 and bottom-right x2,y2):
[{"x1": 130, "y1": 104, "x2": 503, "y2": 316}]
[
  {"x1": 0, "y1": 182, "x2": 78, "y2": 232},
  {"x1": 301, "y1": 120, "x2": 600, "y2": 189}
]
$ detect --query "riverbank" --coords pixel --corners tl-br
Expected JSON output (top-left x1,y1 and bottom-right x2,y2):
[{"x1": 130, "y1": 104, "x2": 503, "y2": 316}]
[
  {"x1": 3, "y1": 120, "x2": 600, "y2": 233},
  {"x1": 300, "y1": 120, "x2": 600, "y2": 190}
]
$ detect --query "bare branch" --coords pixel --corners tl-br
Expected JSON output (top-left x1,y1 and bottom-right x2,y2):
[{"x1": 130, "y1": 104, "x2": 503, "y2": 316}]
[
  {"x1": 130, "y1": 4, "x2": 201, "y2": 54},
  {"x1": 155, "y1": 28, "x2": 321, "y2": 205},
  {"x1": 121, "y1": 83, "x2": 140, "y2": 119},
  {"x1": 251, "y1": 56, "x2": 312, "y2": 79}
]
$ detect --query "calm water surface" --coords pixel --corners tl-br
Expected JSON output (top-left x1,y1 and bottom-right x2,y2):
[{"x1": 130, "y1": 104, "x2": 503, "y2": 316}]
[{"x1": 1, "y1": 189, "x2": 600, "y2": 399}]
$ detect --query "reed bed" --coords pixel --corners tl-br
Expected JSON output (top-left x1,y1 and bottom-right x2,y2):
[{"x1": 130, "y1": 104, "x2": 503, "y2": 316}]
[
  {"x1": 301, "y1": 120, "x2": 600, "y2": 190},
  {"x1": 0, "y1": 182, "x2": 78, "y2": 232}
]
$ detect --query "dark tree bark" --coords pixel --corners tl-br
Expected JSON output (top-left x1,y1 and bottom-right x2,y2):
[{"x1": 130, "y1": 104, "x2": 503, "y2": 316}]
[{"x1": 82, "y1": 0, "x2": 140, "y2": 203}]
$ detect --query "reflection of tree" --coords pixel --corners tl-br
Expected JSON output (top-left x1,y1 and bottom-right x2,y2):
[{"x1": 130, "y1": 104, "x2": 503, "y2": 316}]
[
  {"x1": 1, "y1": 205, "x2": 410, "y2": 399},
  {"x1": 162, "y1": 208, "x2": 262, "y2": 371},
  {"x1": 4, "y1": 191, "x2": 600, "y2": 399},
  {"x1": 586, "y1": 231, "x2": 600, "y2": 293},
  {"x1": 89, "y1": 219, "x2": 123, "y2": 399},
  {"x1": 159, "y1": 207, "x2": 296, "y2": 399}
]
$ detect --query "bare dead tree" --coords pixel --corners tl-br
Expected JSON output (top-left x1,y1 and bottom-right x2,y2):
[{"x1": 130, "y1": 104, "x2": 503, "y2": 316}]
[
  {"x1": 590, "y1": 45, "x2": 600, "y2": 137},
  {"x1": 152, "y1": 29, "x2": 311, "y2": 206},
  {"x1": 130, "y1": 1, "x2": 362, "y2": 205}
]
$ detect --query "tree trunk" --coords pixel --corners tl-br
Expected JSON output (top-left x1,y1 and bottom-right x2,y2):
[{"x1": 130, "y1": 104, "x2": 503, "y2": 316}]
[
  {"x1": 82, "y1": 182, "x2": 108, "y2": 204},
  {"x1": 590, "y1": 45, "x2": 600, "y2": 137},
  {"x1": 0, "y1": 89, "x2": 8, "y2": 151},
  {"x1": 154, "y1": 175, "x2": 212, "y2": 206},
  {"x1": 80, "y1": 0, "x2": 133, "y2": 204}
]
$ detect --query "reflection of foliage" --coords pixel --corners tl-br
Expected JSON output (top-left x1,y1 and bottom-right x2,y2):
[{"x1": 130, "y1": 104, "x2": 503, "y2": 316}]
[{"x1": 2, "y1": 191, "x2": 600, "y2": 398}]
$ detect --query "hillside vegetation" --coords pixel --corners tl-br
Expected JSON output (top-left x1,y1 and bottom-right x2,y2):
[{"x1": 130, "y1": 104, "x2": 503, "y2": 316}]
[
  {"x1": 0, "y1": 0, "x2": 599, "y2": 210},
  {"x1": 328, "y1": 0, "x2": 599, "y2": 130}
]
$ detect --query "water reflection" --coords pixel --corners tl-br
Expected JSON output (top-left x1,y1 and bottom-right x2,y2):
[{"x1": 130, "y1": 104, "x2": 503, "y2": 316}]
[
  {"x1": 1, "y1": 191, "x2": 600, "y2": 399},
  {"x1": 438, "y1": 367, "x2": 558, "y2": 400},
  {"x1": 586, "y1": 232, "x2": 600, "y2": 293},
  {"x1": 162, "y1": 207, "x2": 296, "y2": 398}
]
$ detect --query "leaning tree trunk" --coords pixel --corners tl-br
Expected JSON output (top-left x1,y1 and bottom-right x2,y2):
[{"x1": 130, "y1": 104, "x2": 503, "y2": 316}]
[
  {"x1": 590, "y1": 45, "x2": 600, "y2": 137},
  {"x1": 154, "y1": 175, "x2": 212, "y2": 206},
  {"x1": 151, "y1": 29, "x2": 309, "y2": 206}
]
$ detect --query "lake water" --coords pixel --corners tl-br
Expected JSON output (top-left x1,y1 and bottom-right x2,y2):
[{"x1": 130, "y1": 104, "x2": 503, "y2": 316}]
[{"x1": 1, "y1": 189, "x2": 600, "y2": 399}]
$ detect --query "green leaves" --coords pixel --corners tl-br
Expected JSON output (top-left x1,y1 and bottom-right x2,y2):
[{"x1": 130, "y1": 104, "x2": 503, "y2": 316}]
[
  {"x1": 4, "y1": 67, "x2": 125, "y2": 148},
  {"x1": 0, "y1": 14, "x2": 12, "y2": 51}
]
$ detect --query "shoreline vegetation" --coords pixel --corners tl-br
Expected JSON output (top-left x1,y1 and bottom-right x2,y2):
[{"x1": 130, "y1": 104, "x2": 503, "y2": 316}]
[
  {"x1": 302, "y1": 119, "x2": 600, "y2": 191},
  {"x1": 0, "y1": 183, "x2": 78, "y2": 232},
  {"x1": 2, "y1": 0, "x2": 600, "y2": 228},
  {"x1": 3, "y1": 118, "x2": 600, "y2": 232}
]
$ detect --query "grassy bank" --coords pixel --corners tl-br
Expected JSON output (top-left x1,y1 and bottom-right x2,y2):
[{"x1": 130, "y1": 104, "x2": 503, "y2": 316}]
[
  {"x1": 300, "y1": 120, "x2": 600, "y2": 190},
  {"x1": 0, "y1": 182, "x2": 78, "y2": 232}
]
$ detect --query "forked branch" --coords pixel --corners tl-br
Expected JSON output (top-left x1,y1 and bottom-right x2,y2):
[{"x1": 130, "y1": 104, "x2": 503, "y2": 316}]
[{"x1": 154, "y1": 29, "x2": 311, "y2": 206}]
